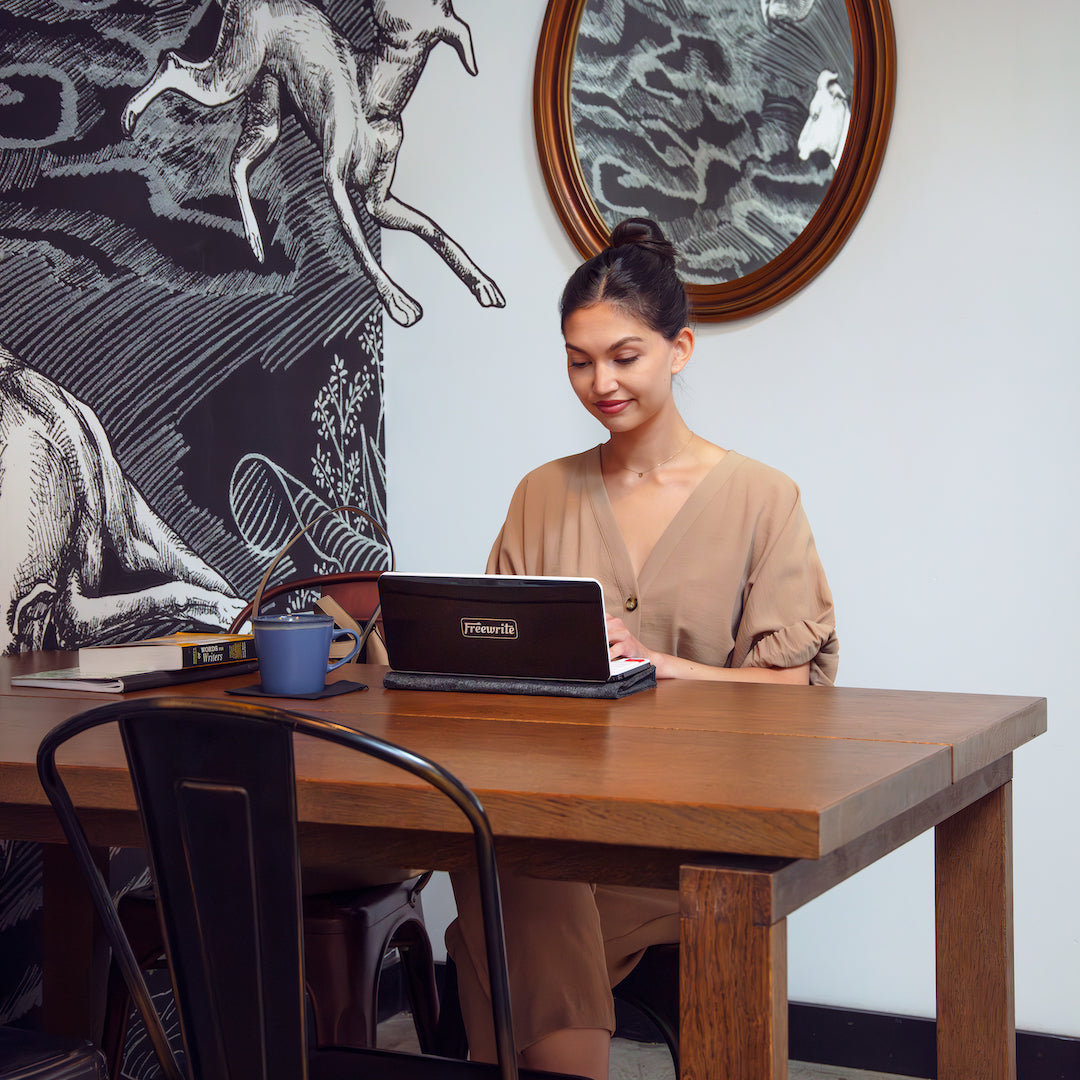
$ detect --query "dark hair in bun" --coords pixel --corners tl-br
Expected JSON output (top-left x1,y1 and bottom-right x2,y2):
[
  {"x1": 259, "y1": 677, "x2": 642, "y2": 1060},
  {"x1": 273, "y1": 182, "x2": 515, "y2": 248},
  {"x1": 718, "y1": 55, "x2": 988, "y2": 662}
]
[{"x1": 559, "y1": 217, "x2": 690, "y2": 341}]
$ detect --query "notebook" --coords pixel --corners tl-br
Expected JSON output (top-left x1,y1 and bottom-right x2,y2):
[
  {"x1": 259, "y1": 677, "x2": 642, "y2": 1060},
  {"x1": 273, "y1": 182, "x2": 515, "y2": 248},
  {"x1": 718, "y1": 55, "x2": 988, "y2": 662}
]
[{"x1": 376, "y1": 573, "x2": 655, "y2": 697}]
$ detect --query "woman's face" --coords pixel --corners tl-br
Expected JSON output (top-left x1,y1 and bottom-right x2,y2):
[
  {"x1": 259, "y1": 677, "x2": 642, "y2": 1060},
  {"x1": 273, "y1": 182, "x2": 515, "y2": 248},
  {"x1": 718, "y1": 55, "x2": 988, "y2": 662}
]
[{"x1": 564, "y1": 302, "x2": 693, "y2": 434}]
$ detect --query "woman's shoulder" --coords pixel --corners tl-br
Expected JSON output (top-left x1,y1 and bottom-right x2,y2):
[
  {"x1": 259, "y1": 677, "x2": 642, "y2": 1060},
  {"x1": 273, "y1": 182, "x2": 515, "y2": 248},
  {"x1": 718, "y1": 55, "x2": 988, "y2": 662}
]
[
  {"x1": 514, "y1": 447, "x2": 598, "y2": 490},
  {"x1": 724, "y1": 451, "x2": 803, "y2": 502}
]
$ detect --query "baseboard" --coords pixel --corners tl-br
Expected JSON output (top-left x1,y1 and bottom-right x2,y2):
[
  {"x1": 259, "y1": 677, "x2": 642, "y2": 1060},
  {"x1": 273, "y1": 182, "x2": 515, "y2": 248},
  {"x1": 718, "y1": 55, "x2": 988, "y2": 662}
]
[
  {"x1": 789, "y1": 1001, "x2": 936, "y2": 1076},
  {"x1": 788, "y1": 1002, "x2": 1080, "y2": 1080},
  {"x1": 411, "y1": 960, "x2": 1078, "y2": 1079}
]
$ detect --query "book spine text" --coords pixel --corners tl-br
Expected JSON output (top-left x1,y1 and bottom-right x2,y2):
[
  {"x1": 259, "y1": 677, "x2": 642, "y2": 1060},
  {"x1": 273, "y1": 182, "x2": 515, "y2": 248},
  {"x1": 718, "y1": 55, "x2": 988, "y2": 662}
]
[{"x1": 179, "y1": 638, "x2": 256, "y2": 667}]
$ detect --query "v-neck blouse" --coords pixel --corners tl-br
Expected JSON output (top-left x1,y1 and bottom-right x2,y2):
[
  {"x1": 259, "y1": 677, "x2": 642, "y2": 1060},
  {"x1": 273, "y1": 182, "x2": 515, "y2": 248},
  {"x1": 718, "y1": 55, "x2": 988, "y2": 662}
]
[{"x1": 486, "y1": 446, "x2": 838, "y2": 685}]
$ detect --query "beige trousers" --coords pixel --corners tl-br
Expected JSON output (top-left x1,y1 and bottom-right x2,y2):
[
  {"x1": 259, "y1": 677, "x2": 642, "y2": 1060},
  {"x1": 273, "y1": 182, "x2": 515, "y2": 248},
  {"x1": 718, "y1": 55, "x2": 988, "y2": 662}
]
[{"x1": 446, "y1": 869, "x2": 680, "y2": 1061}]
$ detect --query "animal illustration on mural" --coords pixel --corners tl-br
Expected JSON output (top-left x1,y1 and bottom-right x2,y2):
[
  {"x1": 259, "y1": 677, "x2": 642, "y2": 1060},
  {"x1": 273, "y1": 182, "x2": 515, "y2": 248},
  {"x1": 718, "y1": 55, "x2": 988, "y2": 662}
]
[
  {"x1": 120, "y1": 0, "x2": 505, "y2": 327},
  {"x1": 760, "y1": 0, "x2": 818, "y2": 28},
  {"x1": 0, "y1": 344, "x2": 245, "y2": 655},
  {"x1": 798, "y1": 69, "x2": 850, "y2": 169},
  {"x1": 0, "y1": 1, "x2": 393, "y2": 1044}
]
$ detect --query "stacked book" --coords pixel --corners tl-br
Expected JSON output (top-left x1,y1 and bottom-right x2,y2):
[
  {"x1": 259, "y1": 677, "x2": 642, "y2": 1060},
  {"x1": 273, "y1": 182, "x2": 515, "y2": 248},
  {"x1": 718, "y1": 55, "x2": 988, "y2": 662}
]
[{"x1": 11, "y1": 633, "x2": 257, "y2": 693}]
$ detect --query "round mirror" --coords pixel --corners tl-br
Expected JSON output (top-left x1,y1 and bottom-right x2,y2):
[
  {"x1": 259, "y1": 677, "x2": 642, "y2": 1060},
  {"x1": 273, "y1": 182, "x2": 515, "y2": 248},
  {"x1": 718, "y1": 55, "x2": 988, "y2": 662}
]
[{"x1": 535, "y1": 0, "x2": 895, "y2": 320}]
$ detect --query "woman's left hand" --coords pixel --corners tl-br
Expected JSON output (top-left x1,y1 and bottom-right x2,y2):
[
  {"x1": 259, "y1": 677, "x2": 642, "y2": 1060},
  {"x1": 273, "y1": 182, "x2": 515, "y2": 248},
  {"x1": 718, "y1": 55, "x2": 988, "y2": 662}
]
[{"x1": 606, "y1": 615, "x2": 677, "y2": 678}]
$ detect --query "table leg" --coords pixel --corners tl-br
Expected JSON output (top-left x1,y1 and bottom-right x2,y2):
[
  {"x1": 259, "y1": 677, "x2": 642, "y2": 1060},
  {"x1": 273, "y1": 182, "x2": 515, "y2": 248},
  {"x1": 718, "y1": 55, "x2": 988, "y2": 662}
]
[
  {"x1": 679, "y1": 863, "x2": 787, "y2": 1080},
  {"x1": 41, "y1": 842, "x2": 110, "y2": 1041},
  {"x1": 935, "y1": 781, "x2": 1015, "y2": 1079}
]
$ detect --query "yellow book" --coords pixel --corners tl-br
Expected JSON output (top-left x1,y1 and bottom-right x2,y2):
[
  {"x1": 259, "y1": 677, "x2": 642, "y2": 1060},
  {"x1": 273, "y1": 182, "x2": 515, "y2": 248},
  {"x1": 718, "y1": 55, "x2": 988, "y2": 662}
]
[{"x1": 77, "y1": 632, "x2": 255, "y2": 675}]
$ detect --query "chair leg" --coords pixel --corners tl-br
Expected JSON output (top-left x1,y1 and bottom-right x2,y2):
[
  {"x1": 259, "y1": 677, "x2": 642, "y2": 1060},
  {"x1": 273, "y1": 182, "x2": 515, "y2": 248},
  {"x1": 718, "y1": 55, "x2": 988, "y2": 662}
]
[
  {"x1": 303, "y1": 911, "x2": 381, "y2": 1049},
  {"x1": 392, "y1": 919, "x2": 440, "y2": 1053},
  {"x1": 102, "y1": 959, "x2": 133, "y2": 1080},
  {"x1": 102, "y1": 894, "x2": 167, "y2": 1079},
  {"x1": 303, "y1": 880, "x2": 441, "y2": 1054},
  {"x1": 433, "y1": 956, "x2": 470, "y2": 1060}
]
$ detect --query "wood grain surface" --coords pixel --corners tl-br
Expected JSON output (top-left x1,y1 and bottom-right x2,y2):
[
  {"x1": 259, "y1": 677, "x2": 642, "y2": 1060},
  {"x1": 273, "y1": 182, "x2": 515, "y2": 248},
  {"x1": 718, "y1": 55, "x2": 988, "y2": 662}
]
[
  {"x1": 2, "y1": 657, "x2": 1044, "y2": 859},
  {"x1": 0, "y1": 653, "x2": 1043, "y2": 1080}
]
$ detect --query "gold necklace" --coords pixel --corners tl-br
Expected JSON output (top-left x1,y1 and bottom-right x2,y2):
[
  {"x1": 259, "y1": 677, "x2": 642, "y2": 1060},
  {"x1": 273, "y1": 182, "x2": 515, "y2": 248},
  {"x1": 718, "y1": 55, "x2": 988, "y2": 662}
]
[{"x1": 610, "y1": 431, "x2": 695, "y2": 478}]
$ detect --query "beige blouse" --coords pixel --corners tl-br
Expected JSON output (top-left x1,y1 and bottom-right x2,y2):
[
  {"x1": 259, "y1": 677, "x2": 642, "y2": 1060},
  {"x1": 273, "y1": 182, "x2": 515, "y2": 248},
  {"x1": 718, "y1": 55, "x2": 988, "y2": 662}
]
[{"x1": 486, "y1": 447, "x2": 838, "y2": 685}]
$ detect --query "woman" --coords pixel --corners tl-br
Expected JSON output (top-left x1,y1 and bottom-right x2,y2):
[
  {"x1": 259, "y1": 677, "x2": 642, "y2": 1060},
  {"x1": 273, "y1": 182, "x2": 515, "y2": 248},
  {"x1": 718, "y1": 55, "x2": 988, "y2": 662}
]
[{"x1": 446, "y1": 218, "x2": 837, "y2": 1079}]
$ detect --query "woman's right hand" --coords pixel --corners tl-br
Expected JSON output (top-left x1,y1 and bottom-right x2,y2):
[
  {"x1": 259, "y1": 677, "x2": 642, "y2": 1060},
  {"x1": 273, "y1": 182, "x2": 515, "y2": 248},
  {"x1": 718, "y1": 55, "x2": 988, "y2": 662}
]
[
  {"x1": 606, "y1": 614, "x2": 810, "y2": 684},
  {"x1": 606, "y1": 614, "x2": 678, "y2": 678}
]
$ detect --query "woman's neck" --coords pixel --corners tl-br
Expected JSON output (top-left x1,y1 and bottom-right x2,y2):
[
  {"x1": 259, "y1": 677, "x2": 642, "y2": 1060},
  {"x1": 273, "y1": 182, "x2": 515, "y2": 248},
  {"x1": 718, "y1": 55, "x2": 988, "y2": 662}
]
[{"x1": 603, "y1": 415, "x2": 694, "y2": 477}]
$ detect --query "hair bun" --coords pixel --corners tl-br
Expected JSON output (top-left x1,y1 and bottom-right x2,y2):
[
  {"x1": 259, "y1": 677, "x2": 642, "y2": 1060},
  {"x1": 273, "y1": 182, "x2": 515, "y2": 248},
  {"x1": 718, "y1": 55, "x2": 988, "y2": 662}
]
[
  {"x1": 561, "y1": 216, "x2": 689, "y2": 339},
  {"x1": 608, "y1": 217, "x2": 677, "y2": 266}
]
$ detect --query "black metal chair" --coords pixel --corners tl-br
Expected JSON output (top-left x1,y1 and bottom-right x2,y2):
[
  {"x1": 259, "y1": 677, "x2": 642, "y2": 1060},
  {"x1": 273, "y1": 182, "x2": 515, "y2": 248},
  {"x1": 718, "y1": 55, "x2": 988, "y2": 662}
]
[
  {"x1": 0, "y1": 1026, "x2": 106, "y2": 1079},
  {"x1": 36, "y1": 697, "x2": 585, "y2": 1080},
  {"x1": 102, "y1": 566, "x2": 428, "y2": 1074}
]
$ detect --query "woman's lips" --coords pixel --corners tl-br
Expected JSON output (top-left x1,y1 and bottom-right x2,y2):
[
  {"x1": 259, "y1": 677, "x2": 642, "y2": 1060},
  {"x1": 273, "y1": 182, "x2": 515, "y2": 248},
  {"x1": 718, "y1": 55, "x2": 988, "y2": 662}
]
[{"x1": 595, "y1": 400, "x2": 630, "y2": 415}]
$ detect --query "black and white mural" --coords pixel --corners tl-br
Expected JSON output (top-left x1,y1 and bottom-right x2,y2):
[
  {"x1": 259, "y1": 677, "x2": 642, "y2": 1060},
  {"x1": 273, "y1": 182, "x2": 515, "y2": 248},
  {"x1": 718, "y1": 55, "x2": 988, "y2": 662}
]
[
  {"x1": 570, "y1": 0, "x2": 855, "y2": 282},
  {"x1": 0, "y1": 0, "x2": 499, "y2": 1045}
]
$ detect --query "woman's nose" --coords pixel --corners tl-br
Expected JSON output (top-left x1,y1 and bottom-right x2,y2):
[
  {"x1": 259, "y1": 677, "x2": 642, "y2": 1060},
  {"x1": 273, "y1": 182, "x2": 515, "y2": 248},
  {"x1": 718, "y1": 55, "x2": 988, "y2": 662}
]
[{"x1": 593, "y1": 362, "x2": 618, "y2": 395}]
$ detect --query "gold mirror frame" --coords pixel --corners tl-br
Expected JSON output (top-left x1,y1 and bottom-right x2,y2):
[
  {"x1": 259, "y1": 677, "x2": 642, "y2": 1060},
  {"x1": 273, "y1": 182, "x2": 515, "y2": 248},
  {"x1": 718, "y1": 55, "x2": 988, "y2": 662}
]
[{"x1": 534, "y1": 0, "x2": 896, "y2": 321}]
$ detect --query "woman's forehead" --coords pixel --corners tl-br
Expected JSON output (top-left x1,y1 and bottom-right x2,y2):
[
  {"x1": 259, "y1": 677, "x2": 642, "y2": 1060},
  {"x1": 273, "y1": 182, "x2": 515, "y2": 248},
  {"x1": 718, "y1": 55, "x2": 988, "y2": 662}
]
[{"x1": 563, "y1": 301, "x2": 654, "y2": 341}]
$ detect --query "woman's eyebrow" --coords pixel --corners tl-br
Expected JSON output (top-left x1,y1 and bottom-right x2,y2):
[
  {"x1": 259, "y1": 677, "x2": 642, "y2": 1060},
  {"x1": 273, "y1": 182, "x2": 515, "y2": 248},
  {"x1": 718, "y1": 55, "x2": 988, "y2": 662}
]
[{"x1": 565, "y1": 335, "x2": 645, "y2": 354}]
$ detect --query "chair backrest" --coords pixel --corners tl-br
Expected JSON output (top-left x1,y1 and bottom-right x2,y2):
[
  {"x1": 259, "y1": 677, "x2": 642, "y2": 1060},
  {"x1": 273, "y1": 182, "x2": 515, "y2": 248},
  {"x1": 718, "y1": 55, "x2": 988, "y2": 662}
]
[
  {"x1": 226, "y1": 570, "x2": 384, "y2": 636},
  {"x1": 37, "y1": 697, "x2": 520, "y2": 1080},
  {"x1": 228, "y1": 505, "x2": 391, "y2": 647}
]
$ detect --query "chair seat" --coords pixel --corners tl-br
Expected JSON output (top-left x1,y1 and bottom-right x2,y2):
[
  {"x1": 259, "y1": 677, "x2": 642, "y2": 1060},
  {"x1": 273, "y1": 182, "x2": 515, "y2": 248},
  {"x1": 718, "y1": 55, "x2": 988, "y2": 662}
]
[{"x1": 0, "y1": 1026, "x2": 107, "y2": 1080}]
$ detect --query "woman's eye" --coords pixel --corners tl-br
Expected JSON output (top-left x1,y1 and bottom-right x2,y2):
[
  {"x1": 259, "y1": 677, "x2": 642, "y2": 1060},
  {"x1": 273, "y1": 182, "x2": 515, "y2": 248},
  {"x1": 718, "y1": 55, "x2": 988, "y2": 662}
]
[
  {"x1": 568, "y1": 359, "x2": 589, "y2": 369},
  {"x1": 615, "y1": 355, "x2": 639, "y2": 365}
]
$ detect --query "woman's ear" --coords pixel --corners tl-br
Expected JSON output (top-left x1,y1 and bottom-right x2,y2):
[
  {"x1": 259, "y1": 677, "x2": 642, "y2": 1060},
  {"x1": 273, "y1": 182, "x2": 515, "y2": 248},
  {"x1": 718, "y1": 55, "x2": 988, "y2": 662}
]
[{"x1": 670, "y1": 326, "x2": 694, "y2": 375}]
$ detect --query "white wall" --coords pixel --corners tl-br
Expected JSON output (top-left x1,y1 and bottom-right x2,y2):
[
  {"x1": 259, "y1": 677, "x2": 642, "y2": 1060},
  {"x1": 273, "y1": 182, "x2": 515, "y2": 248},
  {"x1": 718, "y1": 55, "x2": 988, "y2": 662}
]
[{"x1": 383, "y1": 1, "x2": 1080, "y2": 1037}]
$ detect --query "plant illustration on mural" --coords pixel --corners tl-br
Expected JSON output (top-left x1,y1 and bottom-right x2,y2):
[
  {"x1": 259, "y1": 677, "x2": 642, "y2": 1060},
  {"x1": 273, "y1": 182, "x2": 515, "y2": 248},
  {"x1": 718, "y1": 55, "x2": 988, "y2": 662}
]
[
  {"x1": 229, "y1": 311, "x2": 390, "y2": 609},
  {"x1": 122, "y1": 0, "x2": 505, "y2": 326},
  {"x1": 310, "y1": 315, "x2": 386, "y2": 524}
]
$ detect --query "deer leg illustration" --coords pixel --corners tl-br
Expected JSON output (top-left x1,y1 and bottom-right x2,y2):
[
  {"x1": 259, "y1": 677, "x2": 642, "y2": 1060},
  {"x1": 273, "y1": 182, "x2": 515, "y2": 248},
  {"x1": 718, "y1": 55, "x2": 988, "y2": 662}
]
[
  {"x1": 324, "y1": 148, "x2": 423, "y2": 327},
  {"x1": 121, "y1": 0, "x2": 261, "y2": 133},
  {"x1": 230, "y1": 73, "x2": 282, "y2": 263},
  {"x1": 367, "y1": 190, "x2": 506, "y2": 309}
]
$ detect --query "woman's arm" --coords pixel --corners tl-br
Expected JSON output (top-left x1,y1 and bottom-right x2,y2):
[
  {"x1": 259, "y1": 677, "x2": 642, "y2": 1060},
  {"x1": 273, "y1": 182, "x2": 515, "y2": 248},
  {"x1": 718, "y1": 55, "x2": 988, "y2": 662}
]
[{"x1": 606, "y1": 616, "x2": 811, "y2": 684}]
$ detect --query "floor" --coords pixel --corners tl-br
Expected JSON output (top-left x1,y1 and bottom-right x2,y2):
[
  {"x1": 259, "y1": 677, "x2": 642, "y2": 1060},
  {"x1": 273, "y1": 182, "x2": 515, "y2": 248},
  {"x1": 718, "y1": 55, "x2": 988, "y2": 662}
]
[{"x1": 378, "y1": 1012, "x2": 917, "y2": 1080}]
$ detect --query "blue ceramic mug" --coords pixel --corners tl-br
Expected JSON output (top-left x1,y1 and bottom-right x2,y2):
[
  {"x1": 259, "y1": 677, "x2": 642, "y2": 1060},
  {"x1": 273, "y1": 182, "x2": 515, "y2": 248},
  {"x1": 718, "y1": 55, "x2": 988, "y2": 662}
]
[{"x1": 252, "y1": 613, "x2": 362, "y2": 696}]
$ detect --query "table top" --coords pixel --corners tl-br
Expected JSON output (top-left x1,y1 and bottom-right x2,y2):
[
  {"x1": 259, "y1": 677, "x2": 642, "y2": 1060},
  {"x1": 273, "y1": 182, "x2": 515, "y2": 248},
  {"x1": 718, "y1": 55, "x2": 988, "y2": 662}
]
[{"x1": 0, "y1": 653, "x2": 1046, "y2": 864}]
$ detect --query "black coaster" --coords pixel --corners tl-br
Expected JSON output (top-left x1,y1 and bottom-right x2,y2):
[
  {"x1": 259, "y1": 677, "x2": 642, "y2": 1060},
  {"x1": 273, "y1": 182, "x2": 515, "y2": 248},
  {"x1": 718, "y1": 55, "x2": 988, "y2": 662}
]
[{"x1": 226, "y1": 680, "x2": 367, "y2": 700}]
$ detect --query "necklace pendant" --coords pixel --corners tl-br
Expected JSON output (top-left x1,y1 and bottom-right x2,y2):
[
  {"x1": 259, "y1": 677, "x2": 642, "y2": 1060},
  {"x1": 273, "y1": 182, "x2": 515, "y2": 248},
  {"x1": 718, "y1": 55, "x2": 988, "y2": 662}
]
[{"x1": 609, "y1": 431, "x2": 695, "y2": 479}]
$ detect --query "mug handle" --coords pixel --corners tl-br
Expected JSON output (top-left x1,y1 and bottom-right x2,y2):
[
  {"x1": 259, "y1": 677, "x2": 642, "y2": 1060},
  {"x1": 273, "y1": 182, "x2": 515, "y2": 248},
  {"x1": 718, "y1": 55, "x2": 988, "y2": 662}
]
[{"x1": 327, "y1": 628, "x2": 362, "y2": 672}]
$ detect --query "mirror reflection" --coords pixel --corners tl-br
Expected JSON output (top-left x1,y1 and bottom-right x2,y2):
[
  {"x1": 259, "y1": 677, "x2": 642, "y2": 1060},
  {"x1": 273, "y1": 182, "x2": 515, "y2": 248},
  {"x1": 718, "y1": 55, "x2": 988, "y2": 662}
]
[{"x1": 570, "y1": 0, "x2": 855, "y2": 283}]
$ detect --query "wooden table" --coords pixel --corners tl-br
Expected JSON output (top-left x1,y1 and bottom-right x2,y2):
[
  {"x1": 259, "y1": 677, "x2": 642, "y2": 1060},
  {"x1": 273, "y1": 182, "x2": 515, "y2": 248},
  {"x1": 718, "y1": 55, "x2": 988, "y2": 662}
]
[{"x1": 0, "y1": 653, "x2": 1046, "y2": 1079}]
